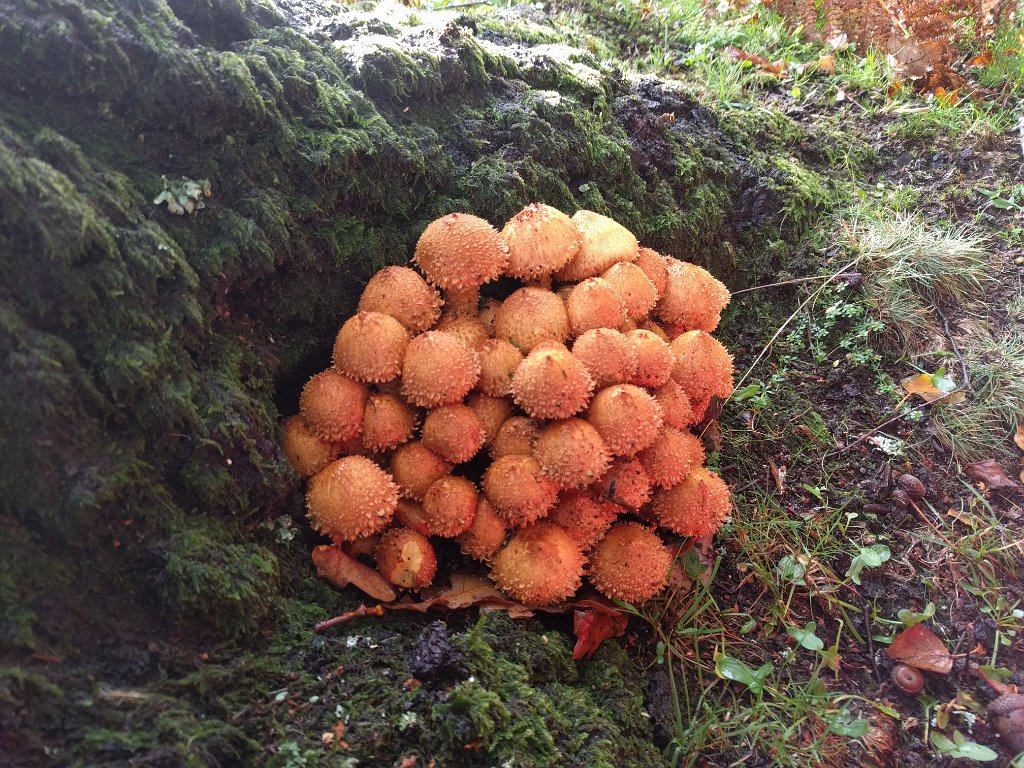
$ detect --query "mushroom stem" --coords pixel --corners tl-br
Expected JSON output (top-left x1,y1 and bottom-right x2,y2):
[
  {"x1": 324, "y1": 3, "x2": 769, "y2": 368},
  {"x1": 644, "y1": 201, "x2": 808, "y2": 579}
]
[
  {"x1": 527, "y1": 275, "x2": 553, "y2": 290},
  {"x1": 442, "y1": 286, "x2": 480, "y2": 317},
  {"x1": 312, "y1": 544, "x2": 397, "y2": 602}
]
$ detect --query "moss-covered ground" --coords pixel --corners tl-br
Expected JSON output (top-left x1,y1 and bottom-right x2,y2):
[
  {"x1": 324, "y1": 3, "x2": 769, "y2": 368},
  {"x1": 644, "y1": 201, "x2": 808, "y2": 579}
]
[{"x1": 7, "y1": 0, "x2": 1022, "y2": 765}]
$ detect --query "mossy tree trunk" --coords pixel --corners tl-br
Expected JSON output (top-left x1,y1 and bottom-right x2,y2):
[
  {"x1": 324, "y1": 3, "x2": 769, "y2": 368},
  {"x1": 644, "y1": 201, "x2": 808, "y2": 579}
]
[{"x1": 0, "y1": 0, "x2": 854, "y2": 764}]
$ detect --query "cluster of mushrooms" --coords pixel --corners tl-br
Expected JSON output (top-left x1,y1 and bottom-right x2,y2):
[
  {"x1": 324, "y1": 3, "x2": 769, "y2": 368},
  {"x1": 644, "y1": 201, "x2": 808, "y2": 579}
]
[{"x1": 282, "y1": 205, "x2": 734, "y2": 607}]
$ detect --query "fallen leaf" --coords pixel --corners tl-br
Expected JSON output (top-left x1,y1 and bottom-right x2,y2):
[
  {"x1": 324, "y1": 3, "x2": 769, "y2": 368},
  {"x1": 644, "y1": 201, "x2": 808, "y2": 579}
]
[
  {"x1": 1014, "y1": 424, "x2": 1024, "y2": 452},
  {"x1": 887, "y1": 79, "x2": 904, "y2": 98},
  {"x1": 725, "y1": 46, "x2": 788, "y2": 76},
  {"x1": 965, "y1": 459, "x2": 1022, "y2": 492},
  {"x1": 817, "y1": 54, "x2": 836, "y2": 74},
  {"x1": 901, "y1": 370, "x2": 966, "y2": 404},
  {"x1": 768, "y1": 457, "x2": 787, "y2": 494},
  {"x1": 572, "y1": 604, "x2": 628, "y2": 660},
  {"x1": 934, "y1": 86, "x2": 960, "y2": 106},
  {"x1": 969, "y1": 50, "x2": 993, "y2": 66},
  {"x1": 887, "y1": 623, "x2": 953, "y2": 674}
]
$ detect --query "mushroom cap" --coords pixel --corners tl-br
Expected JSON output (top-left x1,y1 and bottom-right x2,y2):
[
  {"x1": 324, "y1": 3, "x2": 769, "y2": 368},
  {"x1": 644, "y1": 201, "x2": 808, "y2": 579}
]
[
  {"x1": 588, "y1": 523, "x2": 671, "y2": 602},
  {"x1": 466, "y1": 392, "x2": 513, "y2": 447},
  {"x1": 636, "y1": 427, "x2": 705, "y2": 489},
  {"x1": 476, "y1": 339, "x2": 524, "y2": 397},
  {"x1": 652, "y1": 378, "x2": 696, "y2": 429},
  {"x1": 511, "y1": 342, "x2": 594, "y2": 419},
  {"x1": 306, "y1": 456, "x2": 399, "y2": 542},
  {"x1": 492, "y1": 287, "x2": 571, "y2": 352},
  {"x1": 401, "y1": 331, "x2": 480, "y2": 408},
  {"x1": 572, "y1": 328, "x2": 638, "y2": 388},
  {"x1": 362, "y1": 393, "x2": 417, "y2": 453},
  {"x1": 422, "y1": 475, "x2": 478, "y2": 537},
  {"x1": 633, "y1": 247, "x2": 669, "y2": 298},
  {"x1": 489, "y1": 522, "x2": 585, "y2": 605},
  {"x1": 501, "y1": 203, "x2": 580, "y2": 280},
  {"x1": 282, "y1": 415, "x2": 341, "y2": 478},
  {"x1": 483, "y1": 454, "x2": 560, "y2": 527},
  {"x1": 332, "y1": 311, "x2": 410, "y2": 383},
  {"x1": 656, "y1": 260, "x2": 731, "y2": 332},
  {"x1": 413, "y1": 212, "x2": 509, "y2": 291},
  {"x1": 457, "y1": 496, "x2": 508, "y2": 562},
  {"x1": 299, "y1": 370, "x2": 369, "y2": 442},
  {"x1": 421, "y1": 403, "x2": 486, "y2": 464},
  {"x1": 586, "y1": 384, "x2": 665, "y2": 457},
  {"x1": 592, "y1": 457, "x2": 653, "y2": 510},
  {"x1": 565, "y1": 277, "x2": 628, "y2": 336},
  {"x1": 375, "y1": 527, "x2": 437, "y2": 588},
  {"x1": 534, "y1": 418, "x2": 612, "y2": 490},
  {"x1": 650, "y1": 466, "x2": 731, "y2": 537},
  {"x1": 389, "y1": 441, "x2": 452, "y2": 501},
  {"x1": 489, "y1": 416, "x2": 541, "y2": 460},
  {"x1": 555, "y1": 210, "x2": 638, "y2": 281},
  {"x1": 626, "y1": 329, "x2": 675, "y2": 388},
  {"x1": 394, "y1": 498, "x2": 430, "y2": 536},
  {"x1": 547, "y1": 490, "x2": 620, "y2": 551},
  {"x1": 358, "y1": 265, "x2": 442, "y2": 335},
  {"x1": 670, "y1": 330, "x2": 734, "y2": 405},
  {"x1": 433, "y1": 315, "x2": 491, "y2": 350},
  {"x1": 601, "y1": 262, "x2": 658, "y2": 321}
]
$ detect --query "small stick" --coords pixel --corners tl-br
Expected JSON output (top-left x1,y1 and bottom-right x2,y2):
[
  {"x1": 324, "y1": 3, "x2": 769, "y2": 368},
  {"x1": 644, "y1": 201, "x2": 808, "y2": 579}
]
[
  {"x1": 933, "y1": 302, "x2": 970, "y2": 389},
  {"x1": 863, "y1": 602, "x2": 879, "y2": 680},
  {"x1": 314, "y1": 604, "x2": 386, "y2": 633}
]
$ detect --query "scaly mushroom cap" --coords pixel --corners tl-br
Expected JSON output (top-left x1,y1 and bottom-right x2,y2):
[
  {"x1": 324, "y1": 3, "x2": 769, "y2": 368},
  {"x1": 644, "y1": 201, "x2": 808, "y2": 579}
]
[
  {"x1": 586, "y1": 384, "x2": 665, "y2": 457},
  {"x1": 555, "y1": 210, "x2": 638, "y2": 281},
  {"x1": 656, "y1": 260, "x2": 731, "y2": 332},
  {"x1": 358, "y1": 265, "x2": 442, "y2": 335},
  {"x1": 633, "y1": 247, "x2": 669, "y2": 298},
  {"x1": 489, "y1": 416, "x2": 541, "y2": 460},
  {"x1": 306, "y1": 456, "x2": 399, "y2": 542},
  {"x1": 566, "y1": 277, "x2": 628, "y2": 336},
  {"x1": 476, "y1": 339, "x2": 524, "y2": 397},
  {"x1": 332, "y1": 311, "x2": 410, "y2": 383},
  {"x1": 478, "y1": 298, "x2": 501, "y2": 335},
  {"x1": 389, "y1": 441, "x2": 452, "y2": 501},
  {"x1": 511, "y1": 342, "x2": 594, "y2": 419},
  {"x1": 457, "y1": 496, "x2": 508, "y2": 562},
  {"x1": 422, "y1": 475, "x2": 478, "y2": 537},
  {"x1": 483, "y1": 454, "x2": 560, "y2": 526},
  {"x1": 534, "y1": 418, "x2": 612, "y2": 490},
  {"x1": 501, "y1": 203, "x2": 580, "y2": 280},
  {"x1": 375, "y1": 527, "x2": 437, "y2": 588},
  {"x1": 394, "y1": 498, "x2": 430, "y2": 535},
  {"x1": 362, "y1": 393, "x2": 417, "y2": 453},
  {"x1": 588, "y1": 523, "x2": 671, "y2": 602},
  {"x1": 421, "y1": 404, "x2": 485, "y2": 464},
  {"x1": 651, "y1": 467, "x2": 731, "y2": 537},
  {"x1": 547, "y1": 490, "x2": 620, "y2": 551},
  {"x1": 434, "y1": 315, "x2": 491, "y2": 350},
  {"x1": 639, "y1": 318, "x2": 670, "y2": 342},
  {"x1": 670, "y1": 330, "x2": 734, "y2": 405},
  {"x1": 601, "y1": 262, "x2": 658, "y2": 321},
  {"x1": 492, "y1": 287, "x2": 571, "y2": 352},
  {"x1": 282, "y1": 415, "x2": 341, "y2": 478},
  {"x1": 626, "y1": 329, "x2": 675, "y2": 388},
  {"x1": 299, "y1": 370, "x2": 369, "y2": 442},
  {"x1": 652, "y1": 378, "x2": 696, "y2": 429},
  {"x1": 413, "y1": 212, "x2": 509, "y2": 291},
  {"x1": 466, "y1": 392, "x2": 513, "y2": 448},
  {"x1": 592, "y1": 457, "x2": 653, "y2": 510},
  {"x1": 636, "y1": 427, "x2": 705, "y2": 489},
  {"x1": 572, "y1": 328, "x2": 638, "y2": 387},
  {"x1": 401, "y1": 331, "x2": 480, "y2": 408},
  {"x1": 490, "y1": 522, "x2": 585, "y2": 605}
]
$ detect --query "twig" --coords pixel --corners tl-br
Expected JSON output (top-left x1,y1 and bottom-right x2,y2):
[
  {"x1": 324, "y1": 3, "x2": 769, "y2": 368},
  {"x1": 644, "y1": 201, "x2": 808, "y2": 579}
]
[
  {"x1": 862, "y1": 602, "x2": 879, "y2": 680},
  {"x1": 822, "y1": 398, "x2": 935, "y2": 460},
  {"x1": 731, "y1": 273, "x2": 850, "y2": 296},
  {"x1": 314, "y1": 604, "x2": 386, "y2": 633},
  {"x1": 907, "y1": 499, "x2": 957, "y2": 549},
  {"x1": 933, "y1": 302, "x2": 970, "y2": 389}
]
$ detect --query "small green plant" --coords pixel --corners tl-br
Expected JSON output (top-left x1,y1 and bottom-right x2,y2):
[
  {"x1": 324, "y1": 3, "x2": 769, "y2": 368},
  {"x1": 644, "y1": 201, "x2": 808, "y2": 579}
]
[
  {"x1": 845, "y1": 543, "x2": 891, "y2": 585},
  {"x1": 978, "y1": 184, "x2": 1024, "y2": 214},
  {"x1": 154, "y1": 176, "x2": 212, "y2": 216},
  {"x1": 930, "y1": 730, "x2": 999, "y2": 761}
]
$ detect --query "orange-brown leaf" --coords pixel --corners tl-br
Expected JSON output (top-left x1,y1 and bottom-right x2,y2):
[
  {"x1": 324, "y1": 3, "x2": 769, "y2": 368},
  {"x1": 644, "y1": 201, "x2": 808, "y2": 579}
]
[
  {"x1": 965, "y1": 459, "x2": 1022, "y2": 491},
  {"x1": 816, "y1": 54, "x2": 836, "y2": 74},
  {"x1": 572, "y1": 603, "x2": 629, "y2": 660},
  {"x1": 886, "y1": 623, "x2": 953, "y2": 673},
  {"x1": 725, "y1": 46, "x2": 788, "y2": 76},
  {"x1": 1014, "y1": 424, "x2": 1024, "y2": 452}
]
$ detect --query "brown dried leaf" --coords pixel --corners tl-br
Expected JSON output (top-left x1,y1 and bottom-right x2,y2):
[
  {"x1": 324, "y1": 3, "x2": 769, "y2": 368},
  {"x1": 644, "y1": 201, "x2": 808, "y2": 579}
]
[
  {"x1": 571, "y1": 600, "x2": 629, "y2": 660},
  {"x1": 886, "y1": 623, "x2": 953, "y2": 674},
  {"x1": 901, "y1": 372, "x2": 965, "y2": 404},
  {"x1": 768, "y1": 457, "x2": 787, "y2": 495},
  {"x1": 1014, "y1": 424, "x2": 1024, "y2": 452},
  {"x1": 816, "y1": 54, "x2": 836, "y2": 74},
  {"x1": 725, "y1": 46, "x2": 789, "y2": 76},
  {"x1": 965, "y1": 459, "x2": 1022, "y2": 491}
]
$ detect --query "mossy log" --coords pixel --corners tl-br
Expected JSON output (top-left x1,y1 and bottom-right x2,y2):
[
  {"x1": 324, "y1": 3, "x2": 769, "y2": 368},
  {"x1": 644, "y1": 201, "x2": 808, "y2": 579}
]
[{"x1": 0, "y1": 1, "x2": 860, "y2": 765}]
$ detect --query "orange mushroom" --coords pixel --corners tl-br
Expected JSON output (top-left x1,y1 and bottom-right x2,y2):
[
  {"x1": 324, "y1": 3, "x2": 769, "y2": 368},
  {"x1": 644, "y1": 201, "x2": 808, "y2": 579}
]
[{"x1": 489, "y1": 522, "x2": 585, "y2": 605}]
